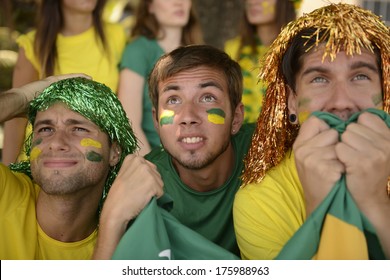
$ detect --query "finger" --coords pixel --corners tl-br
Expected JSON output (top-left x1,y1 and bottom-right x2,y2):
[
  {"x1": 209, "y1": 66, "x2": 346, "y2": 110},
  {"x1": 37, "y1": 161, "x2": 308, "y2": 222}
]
[{"x1": 295, "y1": 116, "x2": 331, "y2": 143}]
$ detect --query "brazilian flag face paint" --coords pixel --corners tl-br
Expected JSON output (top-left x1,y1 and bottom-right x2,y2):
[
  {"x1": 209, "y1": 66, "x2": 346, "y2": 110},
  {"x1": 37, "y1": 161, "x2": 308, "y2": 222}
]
[
  {"x1": 30, "y1": 147, "x2": 42, "y2": 162},
  {"x1": 86, "y1": 151, "x2": 103, "y2": 162},
  {"x1": 159, "y1": 110, "x2": 175, "y2": 126},
  {"x1": 207, "y1": 108, "x2": 225, "y2": 124},
  {"x1": 81, "y1": 138, "x2": 102, "y2": 149},
  {"x1": 80, "y1": 138, "x2": 104, "y2": 162}
]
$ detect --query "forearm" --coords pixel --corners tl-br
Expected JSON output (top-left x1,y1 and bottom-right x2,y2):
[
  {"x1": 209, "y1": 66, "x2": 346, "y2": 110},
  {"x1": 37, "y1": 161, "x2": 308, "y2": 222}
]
[
  {"x1": 0, "y1": 88, "x2": 29, "y2": 122},
  {"x1": 360, "y1": 201, "x2": 390, "y2": 259},
  {"x1": 92, "y1": 215, "x2": 129, "y2": 259}
]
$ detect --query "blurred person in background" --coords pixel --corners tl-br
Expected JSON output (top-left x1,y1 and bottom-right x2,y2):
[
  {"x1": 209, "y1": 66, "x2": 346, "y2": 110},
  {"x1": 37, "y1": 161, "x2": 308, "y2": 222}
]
[
  {"x1": 3, "y1": 0, "x2": 126, "y2": 165},
  {"x1": 117, "y1": 0, "x2": 203, "y2": 156},
  {"x1": 224, "y1": 0, "x2": 298, "y2": 123}
]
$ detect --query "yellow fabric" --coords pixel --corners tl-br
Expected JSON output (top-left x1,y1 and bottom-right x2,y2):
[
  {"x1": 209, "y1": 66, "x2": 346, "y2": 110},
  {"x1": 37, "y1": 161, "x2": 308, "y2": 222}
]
[
  {"x1": 313, "y1": 214, "x2": 368, "y2": 260},
  {"x1": 17, "y1": 22, "x2": 126, "y2": 92},
  {"x1": 16, "y1": 22, "x2": 126, "y2": 162},
  {"x1": 224, "y1": 37, "x2": 268, "y2": 123},
  {"x1": 0, "y1": 164, "x2": 97, "y2": 260},
  {"x1": 233, "y1": 151, "x2": 306, "y2": 259}
]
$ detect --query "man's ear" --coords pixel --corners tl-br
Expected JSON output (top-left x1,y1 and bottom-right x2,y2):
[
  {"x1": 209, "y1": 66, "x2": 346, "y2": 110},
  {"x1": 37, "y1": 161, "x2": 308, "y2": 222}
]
[
  {"x1": 231, "y1": 102, "x2": 244, "y2": 135},
  {"x1": 152, "y1": 107, "x2": 159, "y2": 132},
  {"x1": 109, "y1": 142, "x2": 122, "y2": 167},
  {"x1": 287, "y1": 85, "x2": 298, "y2": 118}
]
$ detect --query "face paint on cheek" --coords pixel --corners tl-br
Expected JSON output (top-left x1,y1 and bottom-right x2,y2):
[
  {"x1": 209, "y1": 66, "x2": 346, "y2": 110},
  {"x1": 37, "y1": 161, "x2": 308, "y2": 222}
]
[
  {"x1": 30, "y1": 147, "x2": 42, "y2": 162},
  {"x1": 207, "y1": 108, "x2": 225, "y2": 124},
  {"x1": 298, "y1": 97, "x2": 311, "y2": 108},
  {"x1": 298, "y1": 111, "x2": 311, "y2": 123},
  {"x1": 80, "y1": 138, "x2": 102, "y2": 149},
  {"x1": 159, "y1": 110, "x2": 175, "y2": 126},
  {"x1": 372, "y1": 93, "x2": 383, "y2": 109},
  {"x1": 86, "y1": 151, "x2": 103, "y2": 162},
  {"x1": 32, "y1": 138, "x2": 42, "y2": 147}
]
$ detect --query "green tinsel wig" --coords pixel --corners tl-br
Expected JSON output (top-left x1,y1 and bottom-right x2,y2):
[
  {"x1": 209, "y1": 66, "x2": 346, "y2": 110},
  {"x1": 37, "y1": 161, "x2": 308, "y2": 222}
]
[{"x1": 10, "y1": 77, "x2": 138, "y2": 205}]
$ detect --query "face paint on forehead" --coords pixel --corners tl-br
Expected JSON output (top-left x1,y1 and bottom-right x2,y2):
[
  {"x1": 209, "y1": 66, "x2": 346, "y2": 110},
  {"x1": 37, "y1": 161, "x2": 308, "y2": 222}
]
[
  {"x1": 86, "y1": 151, "x2": 103, "y2": 162},
  {"x1": 207, "y1": 108, "x2": 226, "y2": 125},
  {"x1": 81, "y1": 138, "x2": 102, "y2": 149},
  {"x1": 30, "y1": 147, "x2": 42, "y2": 162},
  {"x1": 159, "y1": 110, "x2": 175, "y2": 126}
]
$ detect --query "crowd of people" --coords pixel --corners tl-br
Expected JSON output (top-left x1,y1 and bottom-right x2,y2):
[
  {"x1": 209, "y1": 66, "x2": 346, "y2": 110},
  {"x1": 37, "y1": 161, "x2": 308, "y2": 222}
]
[{"x1": 0, "y1": 0, "x2": 389, "y2": 260}]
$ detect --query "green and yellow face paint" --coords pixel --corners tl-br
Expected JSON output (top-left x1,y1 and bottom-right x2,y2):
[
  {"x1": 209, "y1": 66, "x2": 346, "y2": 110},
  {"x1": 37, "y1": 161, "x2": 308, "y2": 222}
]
[
  {"x1": 30, "y1": 147, "x2": 42, "y2": 162},
  {"x1": 159, "y1": 110, "x2": 175, "y2": 126},
  {"x1": 298, "y1": 111, "x2": 311, "y2": 123},
  {"x1": 207, "y1": 108, "x2": 226, "y2": 125},
  {"x1": 372, "y1": 93, "x2": 383, "y2": 109},
  {"x1": 81, "y1": 138, "x2": 103, "y2": 162},
  {"x1": 29, "y1": 138, "x2": 43, "y2": 162}
]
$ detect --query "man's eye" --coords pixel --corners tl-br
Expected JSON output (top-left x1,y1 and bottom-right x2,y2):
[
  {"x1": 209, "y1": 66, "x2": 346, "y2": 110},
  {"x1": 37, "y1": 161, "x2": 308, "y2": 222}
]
[
  {"x1": 74, "y1": 127, "x2": 89, "y2": 132},
  {"x1": 202, "y1": 95, "x2": 216, "y2": 102},
  {"x1": 353, "y1": 74, "x2": 369, "y2": 81},
  {"x1": 312, "y1": 77, "x2": 327, "y2": 83},
  {"x1": 37, "y1": 127, "x2": 53, "y2": 133},
  {"x1": 167, "y1": 97, "x2": 180, "y2": 105}
]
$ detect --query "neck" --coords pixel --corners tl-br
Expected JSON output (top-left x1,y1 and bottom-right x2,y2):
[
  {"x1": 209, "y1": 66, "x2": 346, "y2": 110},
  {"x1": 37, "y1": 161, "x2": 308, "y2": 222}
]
[
  {"x1": 36, "y1": 190, "x2": 100, "y2": 242},
  {"x1": 157, "y1": 26, "x2": 183, "y2": 53},
  {"x1": 61, "y1": 12, "x2": 93, "y2": 36},
  {"x1": 172, "y1": 143, "x2": 236, "y2": 192},
  {"x1": 256, "y1": 23, "x2": 279, "y2": 46}
]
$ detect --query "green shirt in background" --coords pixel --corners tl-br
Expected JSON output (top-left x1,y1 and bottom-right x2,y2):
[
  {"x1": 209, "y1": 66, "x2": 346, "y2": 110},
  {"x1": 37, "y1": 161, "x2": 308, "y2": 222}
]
[{"x1": 120, "y1": 36, "x2": 164, "y2": 149}]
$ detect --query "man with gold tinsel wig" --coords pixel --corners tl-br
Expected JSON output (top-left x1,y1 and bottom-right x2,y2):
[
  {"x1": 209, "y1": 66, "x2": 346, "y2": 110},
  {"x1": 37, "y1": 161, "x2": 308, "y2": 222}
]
[{"x1": 234, "y1": 3, "x2": 390, "y2": 260}]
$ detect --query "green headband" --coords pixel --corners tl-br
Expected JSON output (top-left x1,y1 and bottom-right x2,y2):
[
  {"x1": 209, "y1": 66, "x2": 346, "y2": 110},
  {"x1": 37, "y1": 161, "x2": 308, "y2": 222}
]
[{"x1": 10, "y1": 77, "x2": 138, "y2": 206}]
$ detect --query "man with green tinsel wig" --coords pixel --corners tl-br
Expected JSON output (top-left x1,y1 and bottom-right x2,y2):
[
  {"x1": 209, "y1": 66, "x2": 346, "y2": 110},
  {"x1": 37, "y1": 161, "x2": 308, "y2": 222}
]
[
  {"x1": 0, "y1": 74, "x2": 163, "y2": 259},
  {"x1": 234, "y1": 3, "x2": 390, "y2": 260}
]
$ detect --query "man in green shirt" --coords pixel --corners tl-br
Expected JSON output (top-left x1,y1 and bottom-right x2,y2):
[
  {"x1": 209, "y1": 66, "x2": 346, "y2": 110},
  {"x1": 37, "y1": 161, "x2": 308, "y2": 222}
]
[{"x1": 94, "y1": 45, "x2": 255, "y2": 259}]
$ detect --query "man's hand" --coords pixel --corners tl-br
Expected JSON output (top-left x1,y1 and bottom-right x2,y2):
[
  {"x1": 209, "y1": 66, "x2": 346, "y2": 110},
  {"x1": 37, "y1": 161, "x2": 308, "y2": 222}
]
[
  {"x1": 293, "y1": 116, "x2": 344, "y2": 216},
  {"x1": 93, "y1": 154, "x2": 164, "y2": 259}
]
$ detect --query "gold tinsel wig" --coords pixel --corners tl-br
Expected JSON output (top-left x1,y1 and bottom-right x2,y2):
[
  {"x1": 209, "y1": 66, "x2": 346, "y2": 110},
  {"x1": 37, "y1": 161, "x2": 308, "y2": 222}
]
[
  {"x1": 241, "y1": 3, "x2": 390, "y2": 185},
  {"x1": 10, "y1": 77, "x2": 138, "y2": 208}
]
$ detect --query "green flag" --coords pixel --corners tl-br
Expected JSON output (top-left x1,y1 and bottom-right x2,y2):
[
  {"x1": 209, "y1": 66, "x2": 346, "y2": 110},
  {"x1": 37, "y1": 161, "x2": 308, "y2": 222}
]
[
  {"x1": 276, "y1": 108, "x2": 388, "y2": 260},
  {"x1": 112, "y1": 194, "x2": 239, "y2": 260}
]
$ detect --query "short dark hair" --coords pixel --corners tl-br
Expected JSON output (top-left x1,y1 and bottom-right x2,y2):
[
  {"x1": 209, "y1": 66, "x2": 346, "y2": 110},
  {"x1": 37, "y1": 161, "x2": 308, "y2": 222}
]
[
  {"x1": 282, "y1": 28, "x2": 383, "y2": 92},
  {"x1": 148, "y1": 45, "x2": 243, "y2": 115}
]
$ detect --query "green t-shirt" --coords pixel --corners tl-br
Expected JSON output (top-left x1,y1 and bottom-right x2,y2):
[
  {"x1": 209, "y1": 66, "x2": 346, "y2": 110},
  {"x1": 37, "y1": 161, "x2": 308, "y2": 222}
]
[
  {"x1": 145, "y1": 123, "x2": 255, "y2": 256},
  {"x1": 120, "y1": 36, "x2": 164, "y2": 149}
]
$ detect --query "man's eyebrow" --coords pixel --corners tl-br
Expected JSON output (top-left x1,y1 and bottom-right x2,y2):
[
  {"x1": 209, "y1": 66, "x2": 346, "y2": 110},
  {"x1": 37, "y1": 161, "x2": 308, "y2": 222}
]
[
  {"x1": 199, "y1": 81, "x2": 223, "y2": 91},
  {"x1": 350, "y1": 61, "x2": 379, "y2": 72},
  {"x1": 301, "y1": 66, "x2": 329, "y2": 76},
  {"x1": 162, "y1": 81, "x2": 224, "y2": 92},
  {"x1": 34, "y1": 118, "x2": 92, "y2": 127}
]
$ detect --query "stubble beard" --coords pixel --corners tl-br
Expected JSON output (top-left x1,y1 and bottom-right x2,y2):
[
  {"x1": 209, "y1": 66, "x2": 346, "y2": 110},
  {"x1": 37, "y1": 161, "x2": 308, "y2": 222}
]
[{"x1": 172, "y1": 138, "x2": 230, "y2": 170}]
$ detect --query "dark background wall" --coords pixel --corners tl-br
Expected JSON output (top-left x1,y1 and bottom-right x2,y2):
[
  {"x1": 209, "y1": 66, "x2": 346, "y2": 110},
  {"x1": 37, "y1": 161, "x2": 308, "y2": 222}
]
[{"x1": 193, "y1": 0, "x2": 244, "y2": 48}]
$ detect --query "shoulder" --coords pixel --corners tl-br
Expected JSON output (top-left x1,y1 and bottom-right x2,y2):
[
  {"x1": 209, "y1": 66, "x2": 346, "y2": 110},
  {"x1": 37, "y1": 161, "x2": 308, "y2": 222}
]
[
  {"x1": 145, "y1": 146, "x2": 169, "y2": 164},
  {"x1": 224, "y1": 36, "x2": 240, "y2": 57},
  {"x1": 16, "y1": 30, "x2": 36, "y2": 47}
]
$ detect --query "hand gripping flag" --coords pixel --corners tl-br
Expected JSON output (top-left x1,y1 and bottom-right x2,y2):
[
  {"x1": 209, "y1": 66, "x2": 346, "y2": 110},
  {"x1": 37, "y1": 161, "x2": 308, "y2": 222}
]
[
  {"x1": 276, "y1": 108, "x2": 388, "y2": 260},
  {"x1": 112, "y1": 194, "x2": 239, "y2": 260}
]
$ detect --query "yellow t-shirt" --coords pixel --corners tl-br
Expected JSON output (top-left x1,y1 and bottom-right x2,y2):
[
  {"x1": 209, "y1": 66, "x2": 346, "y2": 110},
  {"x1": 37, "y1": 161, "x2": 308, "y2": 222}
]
[
  {"x1": 224, "y1": 36, "x2": 268, "y2": 124},
  {"x1": 0, "y1": 164, "x2": 97, "y2": 259},
  {"x1": 233, "y1": 151, "x2": 306, "y2": 260},
  {"x1": 17, "y1": 22, "x2": 126, "y2": 92}
]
